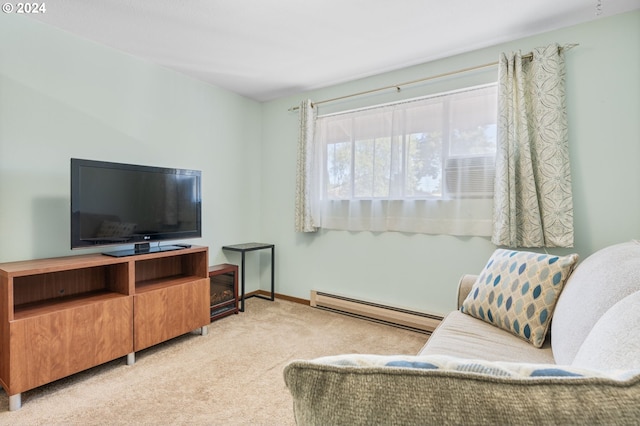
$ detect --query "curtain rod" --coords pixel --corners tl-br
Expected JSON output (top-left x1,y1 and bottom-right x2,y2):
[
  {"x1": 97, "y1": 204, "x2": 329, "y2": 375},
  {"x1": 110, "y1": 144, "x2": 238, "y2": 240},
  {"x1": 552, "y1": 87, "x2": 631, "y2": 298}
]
[{"x1": 288, "y1": 43, "x2": 578, "y2": 112}]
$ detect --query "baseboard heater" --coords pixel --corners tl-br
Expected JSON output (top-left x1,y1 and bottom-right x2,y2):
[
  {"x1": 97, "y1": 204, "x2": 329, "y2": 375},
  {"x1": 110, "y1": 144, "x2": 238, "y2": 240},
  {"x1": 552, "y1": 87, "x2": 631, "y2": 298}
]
[{"x1": 310, "y1": 291, "x2": 443, "y2": 334}]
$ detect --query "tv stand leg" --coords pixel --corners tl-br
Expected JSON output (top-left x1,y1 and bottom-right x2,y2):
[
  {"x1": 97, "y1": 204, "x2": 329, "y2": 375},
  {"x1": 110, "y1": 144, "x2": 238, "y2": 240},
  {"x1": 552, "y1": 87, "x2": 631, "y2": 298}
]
[
  {"x1": 9, "y1": 393, "x2": 21, "y2": 411},
  {"x1": 127, "y1": 352, "x2": 135, "y2": 366},
  {"x1": 200, "y1": 325, "x2": 208, "y2": 336}
]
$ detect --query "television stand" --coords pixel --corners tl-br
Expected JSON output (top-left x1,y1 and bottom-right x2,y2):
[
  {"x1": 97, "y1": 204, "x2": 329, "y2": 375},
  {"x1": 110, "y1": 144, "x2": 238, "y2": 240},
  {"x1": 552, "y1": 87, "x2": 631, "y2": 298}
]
[{"x1": 0, "y1": 246, "x2": 210, "y2": 410}]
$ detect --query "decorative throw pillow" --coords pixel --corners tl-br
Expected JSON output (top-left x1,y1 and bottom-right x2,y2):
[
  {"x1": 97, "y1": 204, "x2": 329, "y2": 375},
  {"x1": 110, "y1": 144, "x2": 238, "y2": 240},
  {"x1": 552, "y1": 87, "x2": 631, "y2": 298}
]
[{"x1": 461, "y1": 249, "x2": 578, "y2": 347}]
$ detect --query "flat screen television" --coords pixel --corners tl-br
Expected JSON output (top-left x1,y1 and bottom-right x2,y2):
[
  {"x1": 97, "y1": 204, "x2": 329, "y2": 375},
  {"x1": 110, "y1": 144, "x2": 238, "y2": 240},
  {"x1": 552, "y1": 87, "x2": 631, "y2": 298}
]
[{"x1": 71, "y1": 158, "x2": 202, "y2": 257}]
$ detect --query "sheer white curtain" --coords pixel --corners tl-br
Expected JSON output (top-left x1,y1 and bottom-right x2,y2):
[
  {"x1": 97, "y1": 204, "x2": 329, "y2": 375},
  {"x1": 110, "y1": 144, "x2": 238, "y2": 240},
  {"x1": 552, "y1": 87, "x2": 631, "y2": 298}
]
[
  {"x1": 308, "y1": 84, "x2": 497, "y2": 236},
  {"x1": 492, "y1": 44, "x2": 574, "y2": 248}
]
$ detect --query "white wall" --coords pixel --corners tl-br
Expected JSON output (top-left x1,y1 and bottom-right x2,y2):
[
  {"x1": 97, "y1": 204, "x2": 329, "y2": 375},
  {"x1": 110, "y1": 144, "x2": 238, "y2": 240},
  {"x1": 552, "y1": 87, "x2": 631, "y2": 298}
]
[
  {"x1": 0, "y1": 14, "x2": 263, "y2": 266},
  {"x1": 260, "y1": 11, "x2": 640, "y2": 315}
]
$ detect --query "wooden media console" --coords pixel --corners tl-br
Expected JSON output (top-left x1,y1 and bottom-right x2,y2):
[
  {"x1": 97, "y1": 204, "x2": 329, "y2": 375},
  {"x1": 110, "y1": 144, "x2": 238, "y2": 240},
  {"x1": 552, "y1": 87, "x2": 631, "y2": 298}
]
[{"x1": 0, "y1": 245, "x2": 209, "y2": 410}]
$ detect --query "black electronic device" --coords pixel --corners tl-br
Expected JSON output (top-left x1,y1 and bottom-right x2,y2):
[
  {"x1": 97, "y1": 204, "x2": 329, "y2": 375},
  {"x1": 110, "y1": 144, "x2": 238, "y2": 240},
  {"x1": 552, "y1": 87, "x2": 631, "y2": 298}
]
[{"x1": 71, "y1": 158, "x2": 202, "y2": 257}]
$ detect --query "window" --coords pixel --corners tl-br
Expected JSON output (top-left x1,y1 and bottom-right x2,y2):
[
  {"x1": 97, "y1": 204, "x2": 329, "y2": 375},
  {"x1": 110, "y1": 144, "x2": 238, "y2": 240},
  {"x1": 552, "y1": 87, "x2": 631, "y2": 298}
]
[
  {"x1": 321, "y1": 84, "x2": 496, "y2": 200},
  {"x1": 311, "y1": 84, "x2": 497, "y2": 236}
]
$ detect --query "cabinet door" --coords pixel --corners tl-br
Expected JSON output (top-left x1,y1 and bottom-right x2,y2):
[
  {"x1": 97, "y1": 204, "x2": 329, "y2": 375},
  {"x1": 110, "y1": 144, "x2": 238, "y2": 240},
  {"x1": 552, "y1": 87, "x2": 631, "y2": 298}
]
[
  {"x1": 8, "y1": 296, "x2": 133, "y2": 394},
  {"x1": 133, "y1": 278, "x2": 209, "y2": 351}
]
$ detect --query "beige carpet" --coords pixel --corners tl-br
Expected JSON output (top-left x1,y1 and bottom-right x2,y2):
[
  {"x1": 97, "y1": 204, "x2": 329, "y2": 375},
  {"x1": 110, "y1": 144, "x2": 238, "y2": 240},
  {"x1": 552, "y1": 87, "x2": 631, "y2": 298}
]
[{"x1": 0, "y1": 298, "x2": 428, "y2": 425}]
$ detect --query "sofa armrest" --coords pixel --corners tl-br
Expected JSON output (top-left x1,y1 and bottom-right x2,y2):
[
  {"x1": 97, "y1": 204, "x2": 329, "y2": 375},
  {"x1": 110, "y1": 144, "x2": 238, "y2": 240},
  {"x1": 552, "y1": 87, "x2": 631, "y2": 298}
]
[
  {"x1": 457, "y1": 274, "x2": 478, "y2": 309},
  {"x1": 284, "y1": 356, "x2": 640, "y2": 426}
]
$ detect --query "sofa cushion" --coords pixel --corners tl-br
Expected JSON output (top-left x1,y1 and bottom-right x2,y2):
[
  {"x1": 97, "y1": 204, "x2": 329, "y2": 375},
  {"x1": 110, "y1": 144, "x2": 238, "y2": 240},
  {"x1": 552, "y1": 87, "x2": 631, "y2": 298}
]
[
  {"x1": 284, "y1": 355, "x2": 640, "y2": 426},
  {"x1": 461, "y1": 249, "x2": 578, "y2": 347},
  {"x1": 552, "y1": 241, "x2": 640, "y2": 365},
  {"x1": 572, "y1": 291, "x2": 640, "y2": 371},
  {"x1": 419, "y1": 311, "x2": 555, "y2": 364}
]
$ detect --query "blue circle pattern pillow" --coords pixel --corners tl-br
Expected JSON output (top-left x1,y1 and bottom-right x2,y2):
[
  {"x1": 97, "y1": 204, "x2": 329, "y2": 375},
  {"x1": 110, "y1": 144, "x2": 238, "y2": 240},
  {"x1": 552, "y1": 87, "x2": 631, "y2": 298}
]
[{"x1": 461, "y1": 249, "x2": 579, "y2": 348}]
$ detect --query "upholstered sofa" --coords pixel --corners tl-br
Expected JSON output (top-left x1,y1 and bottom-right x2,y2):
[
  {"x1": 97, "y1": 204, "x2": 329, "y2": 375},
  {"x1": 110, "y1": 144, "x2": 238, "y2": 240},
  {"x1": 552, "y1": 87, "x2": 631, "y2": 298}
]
[{"x1": 284, "y1": 241, "x2": 640, "y2": 425}]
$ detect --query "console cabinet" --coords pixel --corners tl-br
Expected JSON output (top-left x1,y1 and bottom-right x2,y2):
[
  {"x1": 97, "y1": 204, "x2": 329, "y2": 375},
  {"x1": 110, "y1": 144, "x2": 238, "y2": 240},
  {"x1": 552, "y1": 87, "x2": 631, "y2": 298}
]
[{"x1": 0, "y1": 246, "x2": 209, "y2": 410}]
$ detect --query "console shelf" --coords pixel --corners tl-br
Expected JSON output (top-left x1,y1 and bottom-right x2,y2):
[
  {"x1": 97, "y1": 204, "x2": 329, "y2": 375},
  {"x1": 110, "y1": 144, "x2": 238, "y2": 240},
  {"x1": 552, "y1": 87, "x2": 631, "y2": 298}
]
[
  {"x1": 0, "y1": 246, "x2": 209, "y2": 411},
  {"x1": 14, "y1": 290, "x2": 126, "y2": 320},
  {"x1": 135, "y1": 274, "x2": 203, "y2": 293}
]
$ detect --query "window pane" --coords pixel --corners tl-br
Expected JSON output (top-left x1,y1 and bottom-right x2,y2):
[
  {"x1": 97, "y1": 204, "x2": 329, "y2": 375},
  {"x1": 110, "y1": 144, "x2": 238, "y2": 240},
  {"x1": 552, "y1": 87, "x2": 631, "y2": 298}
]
[
  {"x1": 449, "y1": 86, "x2": 497, "y2": 156},
  {"x1": 354, "y1": 139, "x2": 373, "y2": 197},
  {"x1": 372, "y1": 137, "x2": 391, "y2": 198},
  {"x1": 327, "y1": 141, "x2": 351, "y2": 199},
  {"x1": 351, "y1": 137, "x2": 393, "y2": 198},
  {"x1": 405, "y1": 102, "x2": 444, "y2": 197},
  {"x1": 406, "y1": 131, "x2": 443, "y2": 197}
]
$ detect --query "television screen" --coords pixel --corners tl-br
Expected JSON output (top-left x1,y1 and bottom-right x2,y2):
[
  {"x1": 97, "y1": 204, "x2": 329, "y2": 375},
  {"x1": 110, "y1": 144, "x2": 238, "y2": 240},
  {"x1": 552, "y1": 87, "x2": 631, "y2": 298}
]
[{"x1": 71, "y1": 158, "x2": 202, "y2": 256}]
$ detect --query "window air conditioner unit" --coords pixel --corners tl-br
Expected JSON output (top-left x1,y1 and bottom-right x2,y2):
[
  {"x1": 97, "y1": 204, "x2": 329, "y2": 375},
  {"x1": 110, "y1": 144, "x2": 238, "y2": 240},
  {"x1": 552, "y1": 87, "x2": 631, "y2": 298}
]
[{"x1": 444, "y1": 156, "x2": 495, "y2": 198}]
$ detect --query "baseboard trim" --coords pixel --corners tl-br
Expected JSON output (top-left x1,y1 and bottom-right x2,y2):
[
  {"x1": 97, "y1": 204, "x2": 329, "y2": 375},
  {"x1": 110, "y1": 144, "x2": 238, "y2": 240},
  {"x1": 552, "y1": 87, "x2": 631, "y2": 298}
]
[
  {"x1": 245, "y1": 290, "x2": 310, "y2": 306},
  {"x1": 310, "y1": 290, "x2": 441, "y2": 334}
]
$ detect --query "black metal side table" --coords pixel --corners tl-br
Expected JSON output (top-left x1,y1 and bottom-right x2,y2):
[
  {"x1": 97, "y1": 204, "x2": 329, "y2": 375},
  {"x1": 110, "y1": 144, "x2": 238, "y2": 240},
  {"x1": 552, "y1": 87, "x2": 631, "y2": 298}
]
[{"x1": 222, "y1": 242, "x2": 275, "y2": 312}]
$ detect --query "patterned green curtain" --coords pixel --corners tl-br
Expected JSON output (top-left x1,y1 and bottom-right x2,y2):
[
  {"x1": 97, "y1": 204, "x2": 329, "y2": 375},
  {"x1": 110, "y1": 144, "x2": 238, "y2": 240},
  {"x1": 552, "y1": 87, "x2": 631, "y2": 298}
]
[
  {"x1": 294, "y1": 99, "x2": 319, "y2": 232},
  {"x1": 492, "y1": 44, "x2": 574, "y2": 248}
]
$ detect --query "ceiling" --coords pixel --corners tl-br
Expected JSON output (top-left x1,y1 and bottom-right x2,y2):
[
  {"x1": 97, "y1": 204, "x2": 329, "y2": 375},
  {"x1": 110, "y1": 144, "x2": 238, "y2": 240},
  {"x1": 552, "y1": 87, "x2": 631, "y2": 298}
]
[{"x1": 28, "y1": 0, "x2": 640, "y2": 102}]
